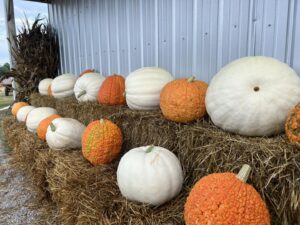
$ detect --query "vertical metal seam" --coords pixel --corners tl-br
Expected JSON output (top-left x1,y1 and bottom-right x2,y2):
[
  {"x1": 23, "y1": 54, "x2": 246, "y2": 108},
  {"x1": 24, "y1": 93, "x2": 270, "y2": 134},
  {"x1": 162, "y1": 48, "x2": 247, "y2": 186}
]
[
  {"x1": 96, "y1": 0, "x2": 102, "y2": 74},
  {"x1": 192, "y1": 0, "x2": 197, "y2": 75},
  {"x1": 76, "y1": 0, "x2": 82, "y2": 73},
  {"x1": 247, "y1": 0, "x2": 254, "y2": 55},
  {"x1": 172, "y1": 0, "x2": 176, "y2": 76},
  {"x1": 285, "y1": 0, "x2": 296, "y2": 64},
  {"x1": 272, "y1": 0, "x2": 278, "y2": 57},
  {"x1": 104, "y1": 0, "x2": 111, "y2": 74},
  {"x1": 139, "y1": 0, "x2": 144, "y2": 67},
  {"x1": 155, "y1": 0, "x2": 159, "y2": 67},
  {"x1": 89, "y1": 0, "x2": 94, "y2": 68},
  {"x1": 126, "y1": 0, "x2": 131, "y2": 73},
  {"x1": 115, "y1": 0, "x2": 121, "y2": 74},
  {"x1": 217, "y1": 0, "x2": 224, "y2": 69}
]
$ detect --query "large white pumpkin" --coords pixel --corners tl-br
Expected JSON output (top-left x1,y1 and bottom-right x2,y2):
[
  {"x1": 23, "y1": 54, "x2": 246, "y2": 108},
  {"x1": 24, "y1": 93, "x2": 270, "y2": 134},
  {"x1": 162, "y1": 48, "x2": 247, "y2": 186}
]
[
  {"x1": 16, "y1": 106, "x2": 36, "y2": 122},
  {"x1": 74, "y1": 72, "x2": 105, "y2": 102},
  {"x1": 206, "y1": 56, "x2": 300, "y2": 136},
  {"x1": 51, "y1": 74, "x2": 77, "y2": 98},
  {"x1": 125, "y1": 67, "x2": 174, "y2": 110},
  {"x1": 38, "y1": 78, "x2": 53, "y2": 96},
  {"x1": 117, "y1": 145, "x2": 183, "y2": 206},
  {"x1": 46, "y1": 118, "x2": 86, "y2": 150},
  {"x1": 26, "y1": 107, "x2": 57, "y2": 132}
]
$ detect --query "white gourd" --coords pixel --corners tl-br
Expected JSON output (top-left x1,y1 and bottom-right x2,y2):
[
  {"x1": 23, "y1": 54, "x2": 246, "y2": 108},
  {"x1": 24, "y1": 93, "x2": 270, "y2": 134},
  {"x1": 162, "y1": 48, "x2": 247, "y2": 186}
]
[
  {"x1": 46, "y1": 118, "x2": 86, "y2": 150},
  {"x1": 117, "y1": 145, "x2": 183, "y2": 206},
  {"x1": 73, "y1": 72, "x2": 105, "y2": 102},
  {"x1": 26, "y1": 107, "x2": 57, "y2": 132},
  {"x1": 51, "y1": 74, "x2": 77, "y2": 98},
  {"x1": 16, "y1": 106, "x2": 36, "y2": 122},
  {"x1": 38, "y1": 78, "x2": 53, "y2": 96},
  {"x1": 206, "y1": 56, "x2": 300, "y2": 136},
  {"x1": 125, "y1": 67, "x2": 174, "y2": 110}
]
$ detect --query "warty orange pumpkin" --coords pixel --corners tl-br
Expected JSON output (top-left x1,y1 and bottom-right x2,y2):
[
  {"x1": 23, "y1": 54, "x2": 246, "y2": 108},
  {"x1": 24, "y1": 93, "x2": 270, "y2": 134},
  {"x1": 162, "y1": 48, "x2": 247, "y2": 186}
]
[
  {"x1": 12, "y1": 102, "x2": 29, "y2": 116},
  {"x1": 37, "y1": 114, "x2": 61, "y2": 141},
  {"x1": 98, "y1": 74, "x2": 126, "y2": 105},
  {"x1": 184, "y1": 164, "x2": 270, "y2": 225},
  {"x1": 285, "y1": 103, "x2": 300, "y2": 148},
  {"x1": 82, "y1": 119, "x2": 123, "y2": 165},
  {"x1": 160, "y1": 76, "x2": 208, "y2": 123}
]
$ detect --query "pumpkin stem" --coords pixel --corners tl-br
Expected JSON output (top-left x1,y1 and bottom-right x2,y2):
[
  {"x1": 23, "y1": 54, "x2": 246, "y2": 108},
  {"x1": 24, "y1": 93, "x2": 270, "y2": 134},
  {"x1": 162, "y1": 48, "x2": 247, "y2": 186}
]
[
  {"x1": 123, "y1": 91, "x2": 126, "y2": 97},
  {"x1": 236, "y1": 164, "x2": 251, "y2": 183},
  {"x1": 50, "y1": 123, "x2": 56, "y2": 132},
  {"x1": 145, "y1": 145, "x2": 155, "y2": 153},
  {"x1": 99, "y1": 119, "x2": 104, "y2": 123},
  {"x1": 187, "y1": 76, "x2": 195, "y2": 83},
  {"x1": 77, "y1": 90, "x2": 87, "y2": 98}
]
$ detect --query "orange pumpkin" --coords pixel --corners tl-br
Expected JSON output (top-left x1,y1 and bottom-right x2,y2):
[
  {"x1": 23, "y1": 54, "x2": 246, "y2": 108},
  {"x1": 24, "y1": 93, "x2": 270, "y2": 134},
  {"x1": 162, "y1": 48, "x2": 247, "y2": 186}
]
[
  {"x1": 79, "y1": 69, "x2": 95, "y2": 77},
  {"x1": 98, "y1": 74, "x2": 126, "y2": 105},
  {"x1": 37, "y1": 114, "x2": 61, "y2": 141},
  {"x1": 160, "y1": 76, "x2": 208, "y2": 123},
  {"x1": 48, "y1": 85, "x2": 52, "y2": 96},
  {"x1": 82, "y1": 119, "x2": 123, "y2": 165},
  {"x1": 285, "y1": 104, "x2": 300, "y2": 148},
  {"x1": 11, "y1": 102, "x2": 29, "y2": 116},
  {"x1": 184, "y1": 165, "x2": 270, "y2": 225}
]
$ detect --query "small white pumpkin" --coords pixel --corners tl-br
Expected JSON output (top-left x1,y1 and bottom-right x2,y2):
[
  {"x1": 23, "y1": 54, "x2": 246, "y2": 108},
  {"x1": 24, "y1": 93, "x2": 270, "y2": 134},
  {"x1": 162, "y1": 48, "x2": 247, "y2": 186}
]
[
  {"x1": 26, "y1": 107, "x2": 57, "y2": 132},
  {"x1": 46, "y1": 118, "x2": 86, "y2": 150},
  {"x1": 125, "y1": 67, "x2": 174, "y2": 110},
  {"x1": 206, "y1": 56, "x2": 300, "y2": 136},
  {"x1": 16, "y1": 106, "x2": 36, "y2": 122},
  {"x1": 38, "y1": 78, "x2": 53, "y2": 96},
  {"x1": 51, "y1": 74, "x2": 77, "y2": 98},
  {"x1": 74, "y1": 72, "x2": 105, "y2": 102},
  {"x1": 117, "y1": 145, "x2": 183, "y2": 206}
]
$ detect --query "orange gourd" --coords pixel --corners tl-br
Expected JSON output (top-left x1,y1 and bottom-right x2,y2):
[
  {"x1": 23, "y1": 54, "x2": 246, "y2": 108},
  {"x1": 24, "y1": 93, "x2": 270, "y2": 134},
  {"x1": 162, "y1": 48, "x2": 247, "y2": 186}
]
[
  {"x1": 37, "y1": 114, "x2": 61, "y2": 141},
  {"x1": 285, "y1": 103, "x2": 300, "y2": 148},
  {"x1": 160, "y1": 76, "x2": 208, "y2": 123},
  {"x1": 48, "y1": 85, "x2": 52, "y2": 96},
  {"x1": 79, "y1": 69, "x2": 95, "y2": 77},
  {"x1": 11, "y1": 102, "x2": 29, "y2": 116},
  {"x1": 98, "y1": 74, "x2": 126, "y2": 105},
  {"x1": 184, "y1": 165, "x2": 270, "y2": 225},
  {"x1": 82, "y1": 119, "x2": 123, "y2": 165}
]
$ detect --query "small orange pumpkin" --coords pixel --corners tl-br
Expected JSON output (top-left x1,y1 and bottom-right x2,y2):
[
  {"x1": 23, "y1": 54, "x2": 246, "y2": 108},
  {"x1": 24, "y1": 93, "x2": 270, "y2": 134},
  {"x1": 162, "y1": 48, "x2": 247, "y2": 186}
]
[
  {"x1": 160, "y1": 76, "x2": 208, "y2": 123},
  {"x1": 184, "y1": 164, "x2": 270, "y2": 225},
  {"x1": 285, "y1": 103, "x2": 300, "y2": 148},
  {"x1": 37, "y1": 114, "x2": 61, "y2": 141},
  {"x1": 79, "y1": 69, "x2": 95, "y2": 77},
  {"x1": 48, "y1": 85, "x2": 52, "y2": 96},
  {"x1": 82, "y1": 119, "x2": 123, "y2": 165},
  {"x1": 11, "y1": 102, "x2": 29, "y2": 116},
  {"x1": 98, "y1": 74, "x2": 126, "y2": 105}
]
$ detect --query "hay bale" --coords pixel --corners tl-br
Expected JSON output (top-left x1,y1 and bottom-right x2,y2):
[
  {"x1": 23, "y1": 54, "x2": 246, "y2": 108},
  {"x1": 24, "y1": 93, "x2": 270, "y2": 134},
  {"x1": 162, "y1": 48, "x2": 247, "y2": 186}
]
[{"x1": 30, "y1": 93, "x2": 56, "y2": 108}]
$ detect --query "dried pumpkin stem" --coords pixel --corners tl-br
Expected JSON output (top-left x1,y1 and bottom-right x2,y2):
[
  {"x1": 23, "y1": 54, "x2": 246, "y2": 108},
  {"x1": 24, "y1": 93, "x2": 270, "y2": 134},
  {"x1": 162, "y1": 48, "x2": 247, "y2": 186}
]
[
  {"x1": 77, "y1": 90, "x2": 87, "y2": 98},
  {"x1": 145, "y1": 145, "x2": 155, "y2": 153},
  {"x1": 123, "y1": 91, "x2": 126, "y2": 97},
  {"x1": 99, "y1": 119, "x2": 104, "y2": 123},
  {"x1": 236, "y1": 164, "x2": 251, "y2": 183},
  {"x1": 187, "y1": 76, "x2": 195, "y2": 83},
  {"x1": 50, "y1": 123, "x2": 56, "y2": 132}
]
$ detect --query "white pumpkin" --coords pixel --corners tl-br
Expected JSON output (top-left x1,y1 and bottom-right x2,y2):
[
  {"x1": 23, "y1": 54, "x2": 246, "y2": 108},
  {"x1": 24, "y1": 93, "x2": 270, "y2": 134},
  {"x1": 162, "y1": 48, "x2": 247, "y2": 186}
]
[
  {"x1": 206, "y1": 56, "x2": 300, "y2": 136},
  {"x1": 117, "y1": 145, "x2": 183, "y2": 206},
  {"x1": 38, "y1": 78, "x2": 53, "y2": 96},
  {"x1": 51, "y1": 74, "x2": 77, "y2": 98},
  {"x1": 16, "y1": 106, "x2": 36, "y2": 122},
  {"x1": 26, "y1": 107, "x2": 57, "y2": 132},
  {"x1": 74, "y1": 72, "x2": 105, "y2": 102},
  {"x1": 125, "y1": 67, "x2": 174, "y2": 110},
  {"x1": 46, "y1": 118, "x2": 86, "y2": 150}
]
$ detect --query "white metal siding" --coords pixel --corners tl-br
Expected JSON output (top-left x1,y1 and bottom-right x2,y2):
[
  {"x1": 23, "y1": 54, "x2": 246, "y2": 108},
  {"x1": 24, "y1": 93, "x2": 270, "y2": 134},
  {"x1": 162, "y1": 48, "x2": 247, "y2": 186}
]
[{"x1": 48, "y1": 0, "x2": 300, "y2": 81}]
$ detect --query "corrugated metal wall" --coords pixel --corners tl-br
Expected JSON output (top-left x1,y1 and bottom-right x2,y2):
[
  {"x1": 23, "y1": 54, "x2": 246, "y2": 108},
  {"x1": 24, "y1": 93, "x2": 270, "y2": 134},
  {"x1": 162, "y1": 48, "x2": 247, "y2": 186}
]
[{"x1": 48, "y1": 0, "x2": 300, "y2": 81}]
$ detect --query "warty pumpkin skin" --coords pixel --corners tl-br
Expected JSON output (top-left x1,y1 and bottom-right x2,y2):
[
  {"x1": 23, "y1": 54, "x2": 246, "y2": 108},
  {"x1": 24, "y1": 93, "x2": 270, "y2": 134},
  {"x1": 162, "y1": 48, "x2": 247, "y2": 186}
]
[
  {"x1": 160, "y1": 76, "x2": 208, "y2": 123},
  {"x1": 37, "y1": 114, "x2": 61, "y2": 141},
  {"x1": 16, "y1": 106, "x2": 36, "y2": 122},
  {"x1": 98, "y1": 74, "x2": 126, "y2": 105},
  {"x1": 184, "y1": 165, "x2": 270, "y2": 225},
  {"x1": 38, "y1": 78, "x2": 53, "y2": 96},
  {"x1": 285, "y1": 104, "x2": 300, "y2": 148},
  {"x1": 82, "y1": 119, "x2": 123, "y2": 166},
  {"x1": 12, "y1": 102, "x2": 29, "y2": 116}
]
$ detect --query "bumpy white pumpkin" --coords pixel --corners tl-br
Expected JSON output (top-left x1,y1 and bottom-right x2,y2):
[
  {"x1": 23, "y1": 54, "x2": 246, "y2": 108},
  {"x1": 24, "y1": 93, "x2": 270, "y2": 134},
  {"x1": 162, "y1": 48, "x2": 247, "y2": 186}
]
[
  {"x1": 125, "y1": 67, "x2": 174, "y2": 110},
  {"x1": 46, "y1": 118, "x2": 86, "y2": 150},
  {"x1": 16, "y1": 106, "x2": 36, "y2": 122},
  {"x1": 74, "y1": 72, "x2": 105, "y2": 102},
  {"x1": 38, "y1": 78, "x2": 53, "y2": 96},
  {"x1": 206, "y1": 56, "x2": 300, "y2": 136},
  {"x1": 117, "y1": 145, "x2": 183, "y2": 206},
  {"x1": 26, "y1": 107, "x2": 57, "y2": 132},
  {"x1": 51, "y1": 74, "x2": 77, "y2": 98}
]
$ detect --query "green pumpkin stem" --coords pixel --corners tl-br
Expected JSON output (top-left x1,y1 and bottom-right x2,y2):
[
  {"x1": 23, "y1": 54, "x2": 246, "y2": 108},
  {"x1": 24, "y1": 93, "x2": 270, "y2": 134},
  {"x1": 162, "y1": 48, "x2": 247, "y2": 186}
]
[
  {"x1": 145, "y1": 145, "x2": 155, "y2": 153},
  {"x1": 236, "y1": 164, "x2": 251, "y2": 183},
  {"x1": 77, "y1": 90, "x2": 87, "y2": 98},
  {"x1": 50, "y1": 123, "x2": 56, "y2": 132},
  {"x1": 187, "y1": 76, "x2": 195, "y2": 83}
]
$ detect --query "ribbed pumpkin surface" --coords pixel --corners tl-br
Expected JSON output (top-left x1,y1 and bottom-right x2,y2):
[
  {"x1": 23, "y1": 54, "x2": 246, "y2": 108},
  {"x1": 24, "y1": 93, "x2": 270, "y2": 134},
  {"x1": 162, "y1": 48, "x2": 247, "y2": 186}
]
[
  {"x1": 37, "y1": 114, "x2": 61, "y2": 141},
  {"x1": 12, "y1": 102, "x2": 29, "y2": 116},
  {"x1": 82, "y1": 119, "x2": 123, "y2": 165},
  {"x1": 160, "y1": 77, "x2": 208, "y2": 123},
  {"x1": 79, "y1": 69, "x2": 94, "y2": 77},
  {"x1": 285, "y1": 104, "x2": 300, "y2": 148},
  {"x1": 184, "y1": 172, "x2": 270, "y2": 225},
  {"x1": 98, "y1": 74, "x2": 125, "y2": 105}
]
